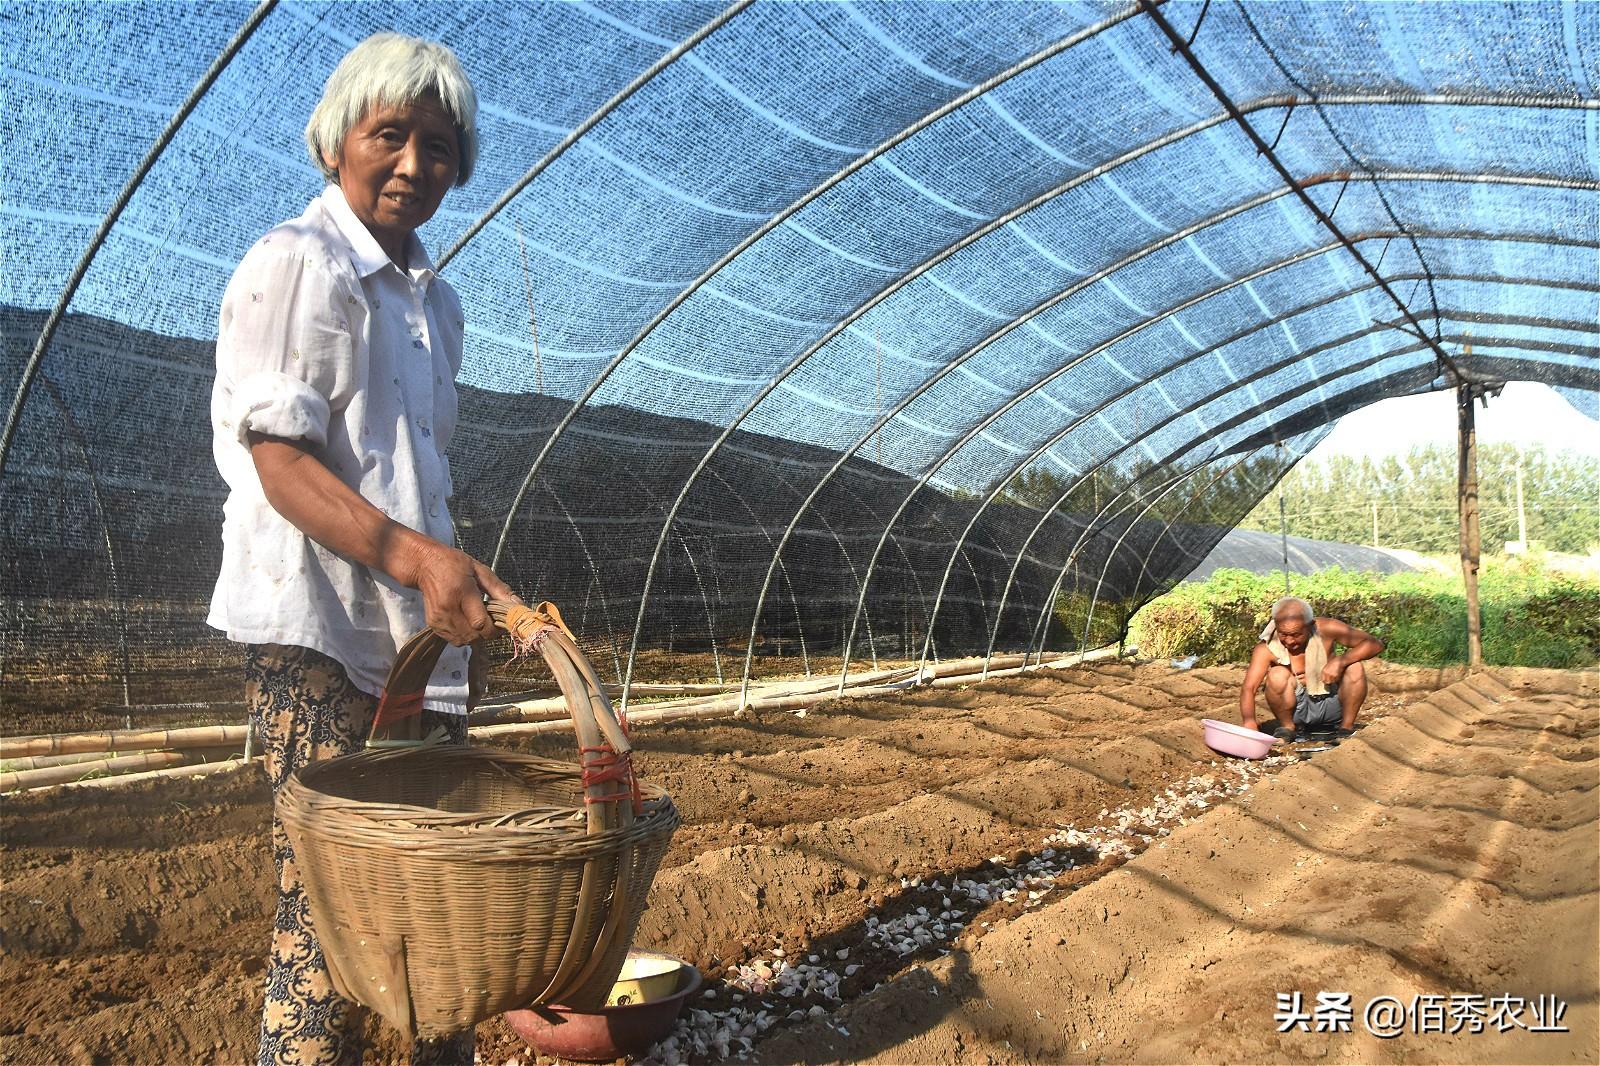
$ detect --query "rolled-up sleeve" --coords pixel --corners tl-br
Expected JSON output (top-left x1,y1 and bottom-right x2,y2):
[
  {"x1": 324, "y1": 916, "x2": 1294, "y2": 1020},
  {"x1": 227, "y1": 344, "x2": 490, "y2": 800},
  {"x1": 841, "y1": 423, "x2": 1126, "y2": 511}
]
[{"x1": 218, "y1": 245, "x2": 355, "y2": 449}]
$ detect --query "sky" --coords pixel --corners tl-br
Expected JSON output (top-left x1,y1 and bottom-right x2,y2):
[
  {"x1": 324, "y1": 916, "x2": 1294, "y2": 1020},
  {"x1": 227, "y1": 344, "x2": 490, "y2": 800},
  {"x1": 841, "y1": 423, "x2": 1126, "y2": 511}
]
[{"x1": 1313, "y1": 382, "x2": 1600, "y2": 461}]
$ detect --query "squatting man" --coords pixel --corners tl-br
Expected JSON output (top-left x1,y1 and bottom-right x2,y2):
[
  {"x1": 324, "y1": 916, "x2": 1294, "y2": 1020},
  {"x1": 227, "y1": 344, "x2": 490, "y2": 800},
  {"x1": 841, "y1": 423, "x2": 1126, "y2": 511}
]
[{"x1": 1238, "y1": 596, "x2": 1385, "y2": 740}]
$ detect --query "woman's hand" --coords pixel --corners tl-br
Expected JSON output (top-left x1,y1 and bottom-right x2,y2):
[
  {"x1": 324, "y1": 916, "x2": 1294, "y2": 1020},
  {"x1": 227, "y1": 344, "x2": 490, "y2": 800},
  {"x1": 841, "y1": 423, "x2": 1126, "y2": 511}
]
[
  {"x1": 248, "y1": 433, "x2": 522, "y2": 646},
  {"x1": 397, "y1": 538, "x2": 521, "y2": 646}
]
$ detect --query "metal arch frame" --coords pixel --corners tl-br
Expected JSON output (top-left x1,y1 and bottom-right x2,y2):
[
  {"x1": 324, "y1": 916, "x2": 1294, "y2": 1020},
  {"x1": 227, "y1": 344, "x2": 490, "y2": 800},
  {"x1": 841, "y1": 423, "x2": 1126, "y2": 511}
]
[
  {"x1": 1043, "y1": 425, "x2": 1331, "y2": 659},
  {"x1": 1018, "y1": 441, "x2": 1319, "y2": 668},
  {"x1": 846, "y1": 268, "x2": 1595, "y2": 695},
  {"x1": 615, "y1": 174, "x2": 1358, "y2": 707},
  {"x1": 483, "y1": 3, "x2": 1150, "y2": 568},
  {"x1": 910, "y1": 301, "x2": 1390, "y2": 681},
  {"x1": 1011, "y1": 326, "x2": 1600, "y2": 665},
  {"x1": 738, "y1": 222, "x2": 1600, "y2": 705},
  {"x1": 645, "y1": 169, "x2": 1596, "y2": 707},
  {"x1": 859, "y1": 299, "x2": 1380, "y2": 695},
  {"x1": 1252, "y1": 356, "x2": 1600, "y2": 446},
  {"x1": 1032, "y1": 464, "x2": 1217, "y2": 653},
  {"x1": 1075, "y1": 457, "x2": 1259, "y2": 651},
  {"x1": 0, "y1": 0, "x2": 279, "y2": 478},
  {"x1": 1119, "y1": 451, "x2": 1298, "y2": 613},
  {"x1": 698, "y1": 465, "x2": 813, "y2": 674},
  {"x1": 668, "y1": 527, "x2": 725, "y2": 683},
  {"x1": 1013, "y1": 348, "x2": 1442, "y2": 670},
  {"x1": 929, "y1": 531, "x2": 1004, "y2": 666},
  {"x1": 541, "y1": 485, "x2": 626, "y2": 681},
  {"x1": 1075, "y1": 452, "x2": 1290, "y2": 657},
  {"x1": 480, "y1": 84, "x2": 1595, "y2": 569},
  {"x1": 26, "y1": 373, "x2": 136, "y2": 708},
  {"x1": 742, "y1": 463, "x2": 897, "y2": 669},
  {"x1": 1012, "y1": 339, "x2": 1574, "y2": 669},
  {"x1": 908, "y1": 290, "x2": 1600, "y2": 683},
  {"x1": 1139, "y1": 0, "x2": 1465, "y2": 382},
  {"x1": 950, "y1": 305, "x2": 1588, "y2": 682},
  {"x1": 1423, "y1": 310, "x2": 1600, "y2": 337},
  {"x1": 1044, "y1": 367, "x2": 1491, "y2": 663},
  {"x1": 436, "y1": 0, "x2": 753, "y2": 269}
]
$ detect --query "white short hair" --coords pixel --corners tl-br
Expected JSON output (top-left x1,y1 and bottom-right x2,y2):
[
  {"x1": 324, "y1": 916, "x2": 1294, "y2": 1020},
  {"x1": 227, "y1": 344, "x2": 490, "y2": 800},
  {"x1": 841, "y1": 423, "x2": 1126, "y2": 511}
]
[
  {"x1": 1272, "y1": 596, "x2": 1314, "y2": 624},
  {"x1": 305, "y1": 32, "x2": 478, "y2": 186}
]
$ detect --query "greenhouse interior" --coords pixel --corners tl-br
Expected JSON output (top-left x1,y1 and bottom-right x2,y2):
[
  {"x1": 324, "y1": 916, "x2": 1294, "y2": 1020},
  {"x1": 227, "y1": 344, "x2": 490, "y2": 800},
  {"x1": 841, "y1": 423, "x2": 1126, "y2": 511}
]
[
  {"x1": 4, "y1": 0, "x2": 1598, "y2": 717},
  {"x1": 1, "y1": 2, "x2": 1596, "y2": 1063}
]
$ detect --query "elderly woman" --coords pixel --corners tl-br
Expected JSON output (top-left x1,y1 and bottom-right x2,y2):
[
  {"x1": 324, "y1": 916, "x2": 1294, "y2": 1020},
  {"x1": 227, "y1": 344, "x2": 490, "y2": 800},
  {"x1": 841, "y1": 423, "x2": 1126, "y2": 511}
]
[{"x1": 208, "y1": 33, "x2": 510, "y2": 1066}]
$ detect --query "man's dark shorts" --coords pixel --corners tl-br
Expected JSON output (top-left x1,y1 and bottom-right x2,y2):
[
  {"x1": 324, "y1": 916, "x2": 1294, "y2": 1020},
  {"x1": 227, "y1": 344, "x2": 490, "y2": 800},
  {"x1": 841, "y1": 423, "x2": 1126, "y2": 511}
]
[{"x1": 1294, "y1": 686, "x2": 1343, "y2": 731}]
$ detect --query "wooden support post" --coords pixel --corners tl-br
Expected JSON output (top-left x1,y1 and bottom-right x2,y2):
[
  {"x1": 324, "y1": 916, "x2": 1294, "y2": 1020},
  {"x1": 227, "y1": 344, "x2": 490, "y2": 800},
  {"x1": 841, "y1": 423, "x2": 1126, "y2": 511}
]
[{"x1": 1457, "y1": 383, "x2": 1483, "y2": 669}]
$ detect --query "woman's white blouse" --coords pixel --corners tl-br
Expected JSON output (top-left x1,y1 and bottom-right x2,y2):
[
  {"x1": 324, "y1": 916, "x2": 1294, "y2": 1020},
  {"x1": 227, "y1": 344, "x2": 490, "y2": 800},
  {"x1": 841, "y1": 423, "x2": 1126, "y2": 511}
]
[{"x1": 208, "y1": 185, "x2": 470, "y2": 712}]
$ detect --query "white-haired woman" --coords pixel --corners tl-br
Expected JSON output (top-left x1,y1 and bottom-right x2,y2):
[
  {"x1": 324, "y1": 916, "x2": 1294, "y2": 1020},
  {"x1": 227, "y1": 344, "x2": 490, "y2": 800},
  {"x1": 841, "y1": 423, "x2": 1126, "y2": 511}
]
[{"x1": 208, "y1": 32, "x2": 509, "y2": 1066}]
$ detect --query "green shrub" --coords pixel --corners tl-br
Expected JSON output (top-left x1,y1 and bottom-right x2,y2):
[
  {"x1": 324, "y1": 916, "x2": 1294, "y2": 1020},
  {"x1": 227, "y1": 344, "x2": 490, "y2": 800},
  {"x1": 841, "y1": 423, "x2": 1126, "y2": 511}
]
[{"x1": 1125, "y1": 558, "x2": 1598, "y2": 669}]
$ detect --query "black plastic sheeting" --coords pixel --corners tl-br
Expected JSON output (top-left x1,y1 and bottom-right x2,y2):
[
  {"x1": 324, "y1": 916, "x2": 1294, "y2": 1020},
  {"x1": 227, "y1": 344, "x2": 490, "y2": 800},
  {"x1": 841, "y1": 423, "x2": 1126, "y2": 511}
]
[{"x1": 1184, "y1": 528, "x2": 1417, "y2": 583}]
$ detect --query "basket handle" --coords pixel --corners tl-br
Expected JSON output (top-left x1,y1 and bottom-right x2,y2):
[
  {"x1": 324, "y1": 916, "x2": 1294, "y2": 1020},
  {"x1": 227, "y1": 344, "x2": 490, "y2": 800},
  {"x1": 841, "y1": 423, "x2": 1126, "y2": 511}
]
[
  {"x1": 367, "y1": 601, "x2": 640, "y2": 811},
  {"x1": 368, "y1": 599, "x2": 563, "y2": 744}
]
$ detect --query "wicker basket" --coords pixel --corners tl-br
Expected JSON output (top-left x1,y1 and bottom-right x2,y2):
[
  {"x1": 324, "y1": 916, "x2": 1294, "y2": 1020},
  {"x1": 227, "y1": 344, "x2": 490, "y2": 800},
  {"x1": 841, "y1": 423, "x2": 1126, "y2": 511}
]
[{"x1": 279, "y1": 601, "x2": 680, "y2": 1040}]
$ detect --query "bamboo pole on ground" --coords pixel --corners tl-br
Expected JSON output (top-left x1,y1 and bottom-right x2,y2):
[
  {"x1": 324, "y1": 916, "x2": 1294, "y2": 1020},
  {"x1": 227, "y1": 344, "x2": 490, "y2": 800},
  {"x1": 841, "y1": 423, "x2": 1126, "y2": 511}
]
[
  {"x1": 12, "y1": 651, "x2": 1097, "y2": 788},
  {"x1": 0, "y1": 724, "x2": 247, "y2": 761},
  {"x1": 23, "y1": 755, "x2": 258, "y2": 793},
  {"x1": 1458, "y1": 381, "x2": 1483, "y2": 669},
  {"x1": 1, "y1": 742, "x2": 121, "y2": 768},
  {"x1": 2, "y1": 751, "x2": 188, "y2": 792},
  {"x1": 1, "y1": 750, "x2": 139, "y2": 771},
  {"x1": 470, "y1": 650, "x2": 1101, "y2": 742}
]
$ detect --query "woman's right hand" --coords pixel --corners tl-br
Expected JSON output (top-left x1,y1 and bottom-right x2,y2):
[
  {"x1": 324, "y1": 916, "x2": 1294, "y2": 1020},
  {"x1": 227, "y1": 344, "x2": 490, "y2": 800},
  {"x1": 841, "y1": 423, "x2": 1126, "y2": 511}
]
[
  {"x1": 247, "y1": 433, "x2": 521, "y2": 645},
  {"x1": 396, "y1": 536, "x2": 521, "y2": 646}
]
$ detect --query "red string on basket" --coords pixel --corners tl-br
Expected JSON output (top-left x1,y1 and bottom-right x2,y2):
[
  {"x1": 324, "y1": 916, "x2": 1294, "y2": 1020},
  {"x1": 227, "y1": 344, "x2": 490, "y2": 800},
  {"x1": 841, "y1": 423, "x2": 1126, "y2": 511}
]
[
  {"x1": 372, "y1": 689, "x2": 425, "y2": 729},
  {"x1": 580, "y1": 744, "x2": 645, "y2": 814}
]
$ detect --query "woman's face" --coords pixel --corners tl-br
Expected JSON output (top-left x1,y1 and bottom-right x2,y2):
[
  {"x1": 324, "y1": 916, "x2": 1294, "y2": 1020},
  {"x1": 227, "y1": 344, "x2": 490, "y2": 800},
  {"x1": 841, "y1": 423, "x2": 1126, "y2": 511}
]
[{"x1": 325, "y1": 94, "x2": 459, "y2": 263}]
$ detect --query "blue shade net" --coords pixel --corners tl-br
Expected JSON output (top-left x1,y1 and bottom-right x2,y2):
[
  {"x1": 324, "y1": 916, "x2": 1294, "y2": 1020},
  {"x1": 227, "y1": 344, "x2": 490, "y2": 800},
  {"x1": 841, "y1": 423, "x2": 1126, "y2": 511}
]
[{"x1": 1, "y1": 0, "x2": 1595, "y2": 727}]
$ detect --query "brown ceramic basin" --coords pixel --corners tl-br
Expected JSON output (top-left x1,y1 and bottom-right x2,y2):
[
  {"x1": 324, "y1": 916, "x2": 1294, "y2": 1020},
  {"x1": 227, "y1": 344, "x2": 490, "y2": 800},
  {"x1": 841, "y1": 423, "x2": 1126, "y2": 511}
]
[{"x1": 503, "y1": 953, "x2": 703, "y2": 1062}]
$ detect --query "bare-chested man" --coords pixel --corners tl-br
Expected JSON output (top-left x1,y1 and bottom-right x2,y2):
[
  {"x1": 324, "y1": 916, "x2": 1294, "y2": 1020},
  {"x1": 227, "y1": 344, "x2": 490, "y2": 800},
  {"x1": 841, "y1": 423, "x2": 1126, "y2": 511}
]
[{"x1": 1239, "y1": 596, "x2": 1385, "y2": 740}]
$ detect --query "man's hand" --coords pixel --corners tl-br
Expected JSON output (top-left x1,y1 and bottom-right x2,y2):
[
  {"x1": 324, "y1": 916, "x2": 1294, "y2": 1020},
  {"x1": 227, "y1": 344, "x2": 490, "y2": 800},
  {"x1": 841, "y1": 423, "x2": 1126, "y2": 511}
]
[
  {"x1": 1239, "y1": 642, "x2": 1273, "y2": 725},
  {"x1": 1321, "y1": 653, "x2": 1347, "y2": 686}
]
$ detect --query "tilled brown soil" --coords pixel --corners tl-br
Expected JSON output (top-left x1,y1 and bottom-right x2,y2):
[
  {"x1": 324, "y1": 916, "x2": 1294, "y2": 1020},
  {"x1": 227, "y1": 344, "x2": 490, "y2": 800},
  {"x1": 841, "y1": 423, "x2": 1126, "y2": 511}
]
[{"x1": 0, "y1": 661, "x2": 1591, "y2": 1065}]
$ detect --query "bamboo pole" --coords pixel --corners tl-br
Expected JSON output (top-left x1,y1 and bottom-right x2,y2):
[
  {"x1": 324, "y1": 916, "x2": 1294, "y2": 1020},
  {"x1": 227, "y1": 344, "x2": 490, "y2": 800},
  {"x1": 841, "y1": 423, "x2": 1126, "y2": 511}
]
[
  {"x1": 19, "y1": 650, "x2": 1107, "y2": 792},
  {"x1": 470, "y1": 651, "x2": 1097, "y2": 742},
  {"x1": 4, "y1": 742, "x2": 164, "y2": 768},
  {"x1": 1458, "y1": 382, "x2": 1483, "y2": 669},
  {"x1": 1, "y1": 750, "x2": 142, "y2": 771},
  {"x1": 26, "y1": 756, "x2": 258, "y2": 793},
  {"x1": 0, "y1": 723, "x2": 247, "y2": 761},
  {"x1": 2, "y1": 751, "x2": 188, "y2": 792}
]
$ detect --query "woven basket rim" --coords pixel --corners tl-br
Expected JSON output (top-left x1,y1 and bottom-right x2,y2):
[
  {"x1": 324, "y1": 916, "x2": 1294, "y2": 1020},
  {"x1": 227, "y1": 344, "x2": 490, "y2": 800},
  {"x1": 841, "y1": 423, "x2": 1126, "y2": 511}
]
[
  {"x1": 282, "y1": 786, "x2": 676, "y2": 835},
  {"x1": 282, "y1": 799, "x2": 679, "y2": 860},
  {"x1": 281, "y1": 746, "x2": 673, "y2": 835}
]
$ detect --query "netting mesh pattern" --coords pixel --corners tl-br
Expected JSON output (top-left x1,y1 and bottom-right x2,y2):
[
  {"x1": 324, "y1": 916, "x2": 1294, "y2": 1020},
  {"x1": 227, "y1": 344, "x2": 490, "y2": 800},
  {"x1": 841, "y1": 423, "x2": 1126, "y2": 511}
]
[{"x1": 2, "y1": 1, "x2": 1596, "y2": 723}]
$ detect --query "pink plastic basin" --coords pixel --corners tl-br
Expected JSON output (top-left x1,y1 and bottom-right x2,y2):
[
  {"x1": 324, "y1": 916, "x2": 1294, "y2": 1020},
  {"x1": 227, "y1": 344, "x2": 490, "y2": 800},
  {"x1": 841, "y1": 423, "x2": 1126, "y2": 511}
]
[
  {"x1": 1201, "y1": 718, "x2": 1278, "y2": 760},
  {"x1": 503, "y1": 957, "x2": 702, "y2": 1063}
]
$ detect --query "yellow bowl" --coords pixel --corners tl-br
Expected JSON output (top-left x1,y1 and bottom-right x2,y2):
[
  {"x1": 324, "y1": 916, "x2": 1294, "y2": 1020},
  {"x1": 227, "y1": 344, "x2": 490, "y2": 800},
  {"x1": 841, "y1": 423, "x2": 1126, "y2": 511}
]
[{"x1": 605, "y1": 950, "x2": 686, "y2": 1007}]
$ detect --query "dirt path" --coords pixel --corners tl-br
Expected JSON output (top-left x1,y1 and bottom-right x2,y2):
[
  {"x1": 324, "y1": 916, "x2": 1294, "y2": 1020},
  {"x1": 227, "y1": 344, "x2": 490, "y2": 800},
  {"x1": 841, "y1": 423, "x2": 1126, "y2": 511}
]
[
  {"x1": 754, "y1": 668, "x2": 1598, "y2": 1065},
  {"x1": 0, "y1": 662, "x2": 1591, "y2": 1065}
]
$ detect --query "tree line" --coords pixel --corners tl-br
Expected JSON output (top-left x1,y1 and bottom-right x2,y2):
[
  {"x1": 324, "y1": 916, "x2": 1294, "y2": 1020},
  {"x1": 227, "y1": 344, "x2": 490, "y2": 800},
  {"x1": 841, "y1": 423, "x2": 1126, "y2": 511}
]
[{"x1": 1237, "y1": 443, "x2": 1599, "y2": 555}]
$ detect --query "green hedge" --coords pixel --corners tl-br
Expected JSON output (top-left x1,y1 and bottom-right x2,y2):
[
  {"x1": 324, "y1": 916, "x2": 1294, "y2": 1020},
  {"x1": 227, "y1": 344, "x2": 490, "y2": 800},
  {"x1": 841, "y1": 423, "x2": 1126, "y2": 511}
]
[{"x1": 1128, "y1": 559, "x2": 1600, "y2": 668}]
